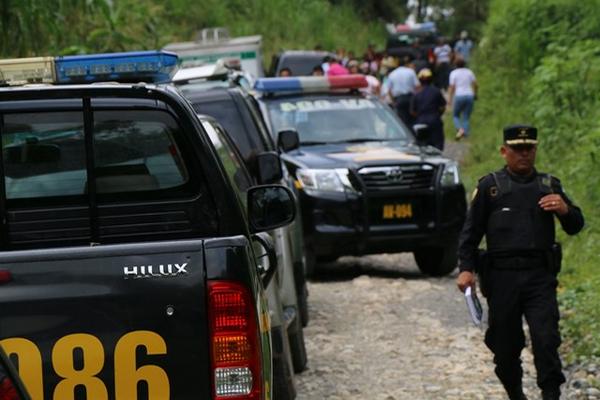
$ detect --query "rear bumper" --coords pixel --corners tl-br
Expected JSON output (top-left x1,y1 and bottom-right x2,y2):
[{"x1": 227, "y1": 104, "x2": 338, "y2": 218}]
[{"x1": 301, "y1": 185, "x2": 467, "y2": 257}]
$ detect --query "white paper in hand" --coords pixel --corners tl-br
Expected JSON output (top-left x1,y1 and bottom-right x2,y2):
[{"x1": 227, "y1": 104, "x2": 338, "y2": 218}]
[{"x1": 465, "y1": 286, "x2": 483, "y2": 326}]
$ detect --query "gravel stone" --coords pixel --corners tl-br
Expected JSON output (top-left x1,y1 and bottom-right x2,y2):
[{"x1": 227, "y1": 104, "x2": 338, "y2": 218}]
[{"x1": 295, "y1": 253, "x2": 590, "y2": 399}]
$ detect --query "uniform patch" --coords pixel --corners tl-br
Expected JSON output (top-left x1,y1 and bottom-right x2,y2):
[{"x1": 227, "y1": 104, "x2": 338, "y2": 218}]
[
  {"x1": 542, "y1": 176, "x2": 551, "y2": 188},
  {"x1": 489, "y1": 186, "x2": 498, "y2": 197}
]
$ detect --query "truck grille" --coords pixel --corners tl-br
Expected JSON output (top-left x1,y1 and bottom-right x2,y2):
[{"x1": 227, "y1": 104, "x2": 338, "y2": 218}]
[{"x1": 358, "y1": 164, "x2": 436, "y2": 191}]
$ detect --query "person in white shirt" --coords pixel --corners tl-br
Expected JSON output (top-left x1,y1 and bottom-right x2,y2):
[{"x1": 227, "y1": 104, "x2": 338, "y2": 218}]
[
  {"x1": 433, "y1": 37, "x2": 453, "y2": 90},
  {"x1": 448, "y1": 57, "x2": 478, "y2": 140},
  {"x1": 387, "y1": 57, "x2": 420, "y2": 127}
]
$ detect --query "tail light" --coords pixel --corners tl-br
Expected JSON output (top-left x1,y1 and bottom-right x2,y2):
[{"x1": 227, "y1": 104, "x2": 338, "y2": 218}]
[
  {"x1": 0, "y1": 377, "x2": 19, "y2": 400},
  {"x1": 208, "y1": 281, "x2": 263, "y2": 399}
]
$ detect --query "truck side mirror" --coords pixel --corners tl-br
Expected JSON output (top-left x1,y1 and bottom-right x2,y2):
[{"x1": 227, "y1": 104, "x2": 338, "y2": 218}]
[
  {"x1": 247, "y1": 185, "x2": 295, "y2": 233},
  {"x1": 412, "y1": 124, "x2": 430, "y2": 145},
  {"x1": 0, "y1": 345, "x2": 31, "y2": 400},
  {"x1": 256, "y1": 151, "x2": 283, "y2": 184},
  {"x1": 277, "y1": 129, "x2": 300, "y2": 152}
]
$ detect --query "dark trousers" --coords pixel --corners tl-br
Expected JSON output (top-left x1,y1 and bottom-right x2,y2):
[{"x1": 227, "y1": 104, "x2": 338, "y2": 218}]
[
  {"x1": 416, "y1": 115, "x2": 444, "y2": 151},
  {"x1": 484, "y1": 263, "x2": 565, "y2": 394},
  {"x1": 394, "y1": 94, "x2": 414, "y2": 128}
]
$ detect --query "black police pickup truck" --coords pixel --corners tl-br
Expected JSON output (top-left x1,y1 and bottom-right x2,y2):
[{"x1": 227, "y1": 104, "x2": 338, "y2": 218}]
[
  {"x1": 0, "y1": 52, "x2": 296, "y2": 400},
  {"x1": 255, "y1": 75, "x2": 467, "y2": 276}
]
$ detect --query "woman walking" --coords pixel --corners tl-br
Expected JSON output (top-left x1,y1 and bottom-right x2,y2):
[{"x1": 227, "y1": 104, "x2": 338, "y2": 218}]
[{"x1": 448, "y1": 57, "x2": 477, "y2": 140}]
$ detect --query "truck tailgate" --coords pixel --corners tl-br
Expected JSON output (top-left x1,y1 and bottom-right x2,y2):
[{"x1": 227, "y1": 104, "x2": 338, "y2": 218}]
[{"x1": 0, "y1": 239, "x2": 209, "y2": 400}]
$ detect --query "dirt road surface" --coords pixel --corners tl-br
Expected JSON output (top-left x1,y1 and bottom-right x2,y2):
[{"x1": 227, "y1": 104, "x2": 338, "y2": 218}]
[{"x1": 295, "y1": 253, "x2": 584, "y2": 400}]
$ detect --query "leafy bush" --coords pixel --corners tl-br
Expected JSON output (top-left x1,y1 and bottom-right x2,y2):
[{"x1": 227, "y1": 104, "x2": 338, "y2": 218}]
[
  {"x1": 0, "y1": 0, "x2": 389, "y2": 62},
  {"x1": 465, "y1": 0, "x2": 600, "y2": 362}
]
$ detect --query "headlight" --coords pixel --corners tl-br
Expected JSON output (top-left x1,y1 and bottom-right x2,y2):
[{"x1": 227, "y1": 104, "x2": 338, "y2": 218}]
[
  {"x1": 296, "y1": 168, "x2": 356, "y2": 193},
  {"x1": 441, "y1": 162, "x2": 461, "y2": 186}
]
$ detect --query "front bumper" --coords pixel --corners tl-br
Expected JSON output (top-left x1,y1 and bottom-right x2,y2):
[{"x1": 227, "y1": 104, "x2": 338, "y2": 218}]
[{"x1": 300, "y1": 184, "x2": 467, "y2": 257}]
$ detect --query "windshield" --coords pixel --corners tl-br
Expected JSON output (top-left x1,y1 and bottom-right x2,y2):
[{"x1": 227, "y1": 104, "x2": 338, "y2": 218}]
[{"x1": 266, "y1": 96, "x2": 413, "y2": 144}]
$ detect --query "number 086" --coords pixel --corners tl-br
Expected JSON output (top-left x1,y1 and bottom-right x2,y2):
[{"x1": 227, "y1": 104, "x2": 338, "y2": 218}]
[{"x1": 1, "y1": 330, "x2": 169, "y2": 400}]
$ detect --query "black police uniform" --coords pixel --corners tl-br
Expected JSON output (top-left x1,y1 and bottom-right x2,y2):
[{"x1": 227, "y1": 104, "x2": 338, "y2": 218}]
[
  {"x1": 410, "y1": 84, "x2": 446, "y2": 150},
  {"x1": 458, "y1": 125, "x2": 584, "y2": 400}
]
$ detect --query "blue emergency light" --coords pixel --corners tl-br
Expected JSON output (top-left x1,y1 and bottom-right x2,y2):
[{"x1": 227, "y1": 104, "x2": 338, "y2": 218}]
[
  {"x1": 54, "y1": 50, "x2": 178, "y2": 84},
  {"x1": 254, "y1": 75, "x2": 367, "y2": 94}
]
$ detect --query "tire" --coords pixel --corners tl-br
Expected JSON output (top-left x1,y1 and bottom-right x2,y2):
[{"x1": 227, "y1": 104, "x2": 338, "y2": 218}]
[
  {"x1": 317, "y1": 255, "x2": 338, "y2": 263},
  {"x1": 414, "y1": 242, "x2": 458, "y2": 276},
  {"x1": 304, "y1": 244, "x2": 317, "y2": 278},
  {"x1": 288, "y1": 311, "x2": 308, "y2": 373},
  {"x1": 272, "y1": 326, "x2": 297, "y2": 399},
  {"x1": 294, "y1": 260, "x2": 310, "y2": 327}
]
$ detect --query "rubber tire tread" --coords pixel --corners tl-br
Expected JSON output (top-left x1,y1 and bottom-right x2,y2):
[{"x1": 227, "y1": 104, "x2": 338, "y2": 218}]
[
  {"x1": 414, "y1": 242, "x2": 458, "y2": 277},
  {"x1": 288, "y1": 313, "x2": 308, "y2": 373},
  {"x1": 294, "y1": 261, "x2": 310, "y2": 327},
  {"x1": 272, "y1": 326, "x2": 297, "y2": 399}
]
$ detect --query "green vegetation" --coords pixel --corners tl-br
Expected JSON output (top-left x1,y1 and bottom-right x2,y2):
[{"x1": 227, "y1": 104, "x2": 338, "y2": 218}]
[
  {"x1": 463, "y1": 0, "x2": 600, "y2": 362},
  {"x1": 0, "y1": 0, "x2": 393, "y2": 62}
]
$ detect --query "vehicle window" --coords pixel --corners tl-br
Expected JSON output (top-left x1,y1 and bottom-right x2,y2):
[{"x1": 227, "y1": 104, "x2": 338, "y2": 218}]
[
  {"x1": 202, "y1": 120, "x2": 252, "y2": 208},
  {"x1": 266, "y1": 97, "x2": 412, "y2": 144},
  {"x1": 244, "y1": 96, "x2": 274, "y2": 149},
  {"x1": 93, "y1": 110, "x2": 188, "y2": 194},
  {"x1": 2, "y1": 112, "x2": 86, "y2": 199},
  {"x1": 193, "y1": 99, "x2": 267, "y2": 161},
  {"x1": 279, "y1": 56, "x2": 324, "y2": 76}
]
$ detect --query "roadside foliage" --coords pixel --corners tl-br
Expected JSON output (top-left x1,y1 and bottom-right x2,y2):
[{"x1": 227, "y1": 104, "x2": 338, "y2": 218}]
[
  {"x1": 0, "y1": 0, "x2": 389, "y2": 61},
  {"x1": 465, "y1": 0, "x2": 600, "y2": 361}
]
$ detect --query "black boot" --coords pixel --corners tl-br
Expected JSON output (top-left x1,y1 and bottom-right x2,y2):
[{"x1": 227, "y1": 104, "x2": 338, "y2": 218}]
[
  {"x1": 506, "y1": 386, "x2": 528, "y2": 400},
  {"x1": 541, "y1": 388, "x2": 560, "y2": 400}
]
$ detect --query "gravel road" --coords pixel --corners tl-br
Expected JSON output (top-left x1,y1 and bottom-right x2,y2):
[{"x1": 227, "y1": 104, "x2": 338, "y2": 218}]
[{"x1": 295, "y1": 253, "x2": 590, "y2": 400}]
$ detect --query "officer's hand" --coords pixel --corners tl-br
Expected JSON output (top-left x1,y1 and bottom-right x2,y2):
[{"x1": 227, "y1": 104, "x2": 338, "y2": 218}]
[
  {"x1": 539, "y1": 194, "x2": 568, "y2": 216},
  {"x1": 456, "y1": 271, "x2": 476, "y2": 293}
]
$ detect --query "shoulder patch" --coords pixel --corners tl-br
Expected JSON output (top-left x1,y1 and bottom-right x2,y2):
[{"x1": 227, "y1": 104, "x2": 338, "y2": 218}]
[{"x1": 489, "y1": 186, "x2": 498, "y2": 197}]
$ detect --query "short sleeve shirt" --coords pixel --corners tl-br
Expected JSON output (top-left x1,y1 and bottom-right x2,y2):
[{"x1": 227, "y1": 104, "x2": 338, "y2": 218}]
[
  {"x1": 434, "y1": 44, "x2": 452, "y2": 64},
  {"x1": 387, "y1": 66, "x2": 419, "y2": 97},
  {"x1": 449, "y1": 68, "x2": 476, "y2": 97}
]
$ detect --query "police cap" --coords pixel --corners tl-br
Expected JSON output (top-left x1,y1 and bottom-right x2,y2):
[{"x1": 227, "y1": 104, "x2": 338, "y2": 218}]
[{"x1": 503, "y1": 124, "x2": 538, "y2": 145}]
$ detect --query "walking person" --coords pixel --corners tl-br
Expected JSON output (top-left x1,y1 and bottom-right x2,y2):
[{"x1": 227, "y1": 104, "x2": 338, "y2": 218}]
[
  {"x1": 433, "y1": 37, "x2": 452, "y2": 90},
  {"x1": 387, "y1": 57, "x2": 420, "y2": 127},
  {"x1": 454, "y1": 30, "x2": 474, "y2": 62},
  {"x1": 456, "y1": 125, "x2": 585, "y2": 400},
  {"x1": 448, "y1": 57, "x2": 477, "y2": 140},
  {"x1": 410, "y1": 68, "x2": 446, "y2": 150}
]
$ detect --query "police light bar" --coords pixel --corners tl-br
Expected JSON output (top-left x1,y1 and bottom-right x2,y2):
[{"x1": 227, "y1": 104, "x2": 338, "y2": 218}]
[
  {"x1": 254, "y1": 75, "x2": 367, "y2": 93},
  {"x1": 54, "y1": 50, "x2": 178, "y2": 84},
  {"x1": 0, "y1": 57, "x2": 55, "y2": 86}
]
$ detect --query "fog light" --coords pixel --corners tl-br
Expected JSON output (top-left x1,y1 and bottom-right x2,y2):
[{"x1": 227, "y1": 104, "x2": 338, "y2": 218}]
[{"x1": 215, "y1": 367, "x2": 253, "y2": 397}]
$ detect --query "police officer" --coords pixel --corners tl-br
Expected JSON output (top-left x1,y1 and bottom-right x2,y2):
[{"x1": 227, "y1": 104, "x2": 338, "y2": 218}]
[{"x1": 456, "y1": 125, "x2": 584, "y2": 400}]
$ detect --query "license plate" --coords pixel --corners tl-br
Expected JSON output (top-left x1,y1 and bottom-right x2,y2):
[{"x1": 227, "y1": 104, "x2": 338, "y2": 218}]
[{"x1": 382, "y1": 203, "x2": 413, "y2": 219}]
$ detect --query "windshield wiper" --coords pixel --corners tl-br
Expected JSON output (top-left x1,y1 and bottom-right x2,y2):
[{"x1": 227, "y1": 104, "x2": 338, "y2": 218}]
[
  {"x1": 300, "y1": 141, "x2": 330, "y2": 146},
  {"x1": 336, "y1": 138, "x2": 390, "y2": 143}
]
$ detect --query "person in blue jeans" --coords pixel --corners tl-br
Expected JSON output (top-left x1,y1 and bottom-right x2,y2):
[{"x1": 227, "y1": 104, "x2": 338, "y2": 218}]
[{"x1": 448, "y1": 57, "x2": 478, "y2": 140}]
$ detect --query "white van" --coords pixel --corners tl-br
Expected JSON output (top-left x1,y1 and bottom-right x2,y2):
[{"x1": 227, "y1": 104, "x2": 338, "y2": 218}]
[{"x1": 164, "y1": 27, "x2": 264, "y2": 78}]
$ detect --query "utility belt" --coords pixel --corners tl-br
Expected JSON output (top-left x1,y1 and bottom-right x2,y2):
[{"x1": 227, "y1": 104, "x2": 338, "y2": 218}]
[{"x1": 475, "y1": 244, "x2": 562, "y2": 297}]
